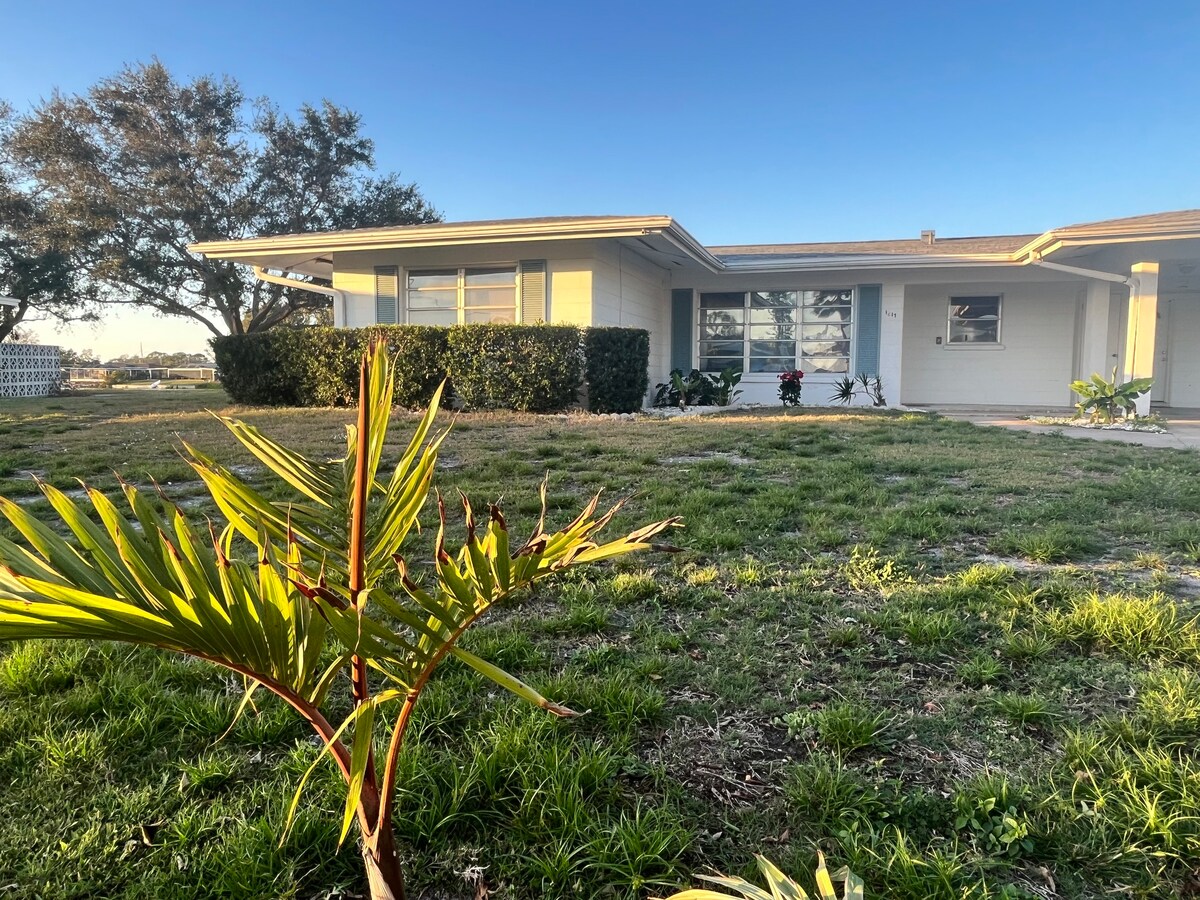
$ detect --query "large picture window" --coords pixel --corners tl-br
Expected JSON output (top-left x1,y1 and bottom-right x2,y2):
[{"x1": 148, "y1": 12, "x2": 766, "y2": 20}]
[
  {"x1": 947, "y1": 295, "x2": 1001, "y2": 343},
  {"x1": 698, "y1": 289, "x2": 853, "y2": 373},
  {"x1": 407, "y1": 266, "x2": 517, "y2": 325}
]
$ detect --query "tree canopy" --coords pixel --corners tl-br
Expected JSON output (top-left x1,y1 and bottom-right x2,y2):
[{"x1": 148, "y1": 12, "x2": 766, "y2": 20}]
[
  {"x1": 0, "y1": 103, "x2": 99, "y2": 342},
  {"x1": 1, "y1": 61, "x2": 440, "y2": 337}
]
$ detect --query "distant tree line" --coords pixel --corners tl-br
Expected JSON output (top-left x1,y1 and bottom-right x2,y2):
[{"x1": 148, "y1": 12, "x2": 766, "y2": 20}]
[
  {"x1": 59, "y1": 348, "x2": 214, "y2": 369},
  {"x1": 0, "y1": 59, "x2": 440, "y2": 343}
]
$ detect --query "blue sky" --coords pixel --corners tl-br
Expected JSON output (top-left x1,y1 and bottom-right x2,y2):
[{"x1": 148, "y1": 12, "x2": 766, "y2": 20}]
[{"x1": 4, "y1": 0, "x2": 1199, "y2": 355}]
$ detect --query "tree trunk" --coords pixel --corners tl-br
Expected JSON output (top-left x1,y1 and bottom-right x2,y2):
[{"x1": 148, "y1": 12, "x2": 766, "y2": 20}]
[{"x1": 363, "y1": 824, "x2": 406, "y2": 900}]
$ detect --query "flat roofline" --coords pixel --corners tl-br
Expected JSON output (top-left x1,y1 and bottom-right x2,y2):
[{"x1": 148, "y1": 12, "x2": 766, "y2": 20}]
[{"x1": 190, "y1": 209, "x2": 1200, "y2": 276}]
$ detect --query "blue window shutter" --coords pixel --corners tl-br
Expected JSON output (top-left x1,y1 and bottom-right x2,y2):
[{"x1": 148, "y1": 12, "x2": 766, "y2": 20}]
[
  {"x1": 855, "y1": 284, "x2": 882, "y2": 376},
  {"x1": 670, "y1": 289, "x2": 693, "y2": 371},
  {"x1": 374, "y1": 266, "x2": 399, "y2": 324}
]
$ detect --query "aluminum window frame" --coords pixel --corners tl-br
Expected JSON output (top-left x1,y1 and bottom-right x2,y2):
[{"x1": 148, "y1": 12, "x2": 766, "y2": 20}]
[
  {"x1": 946, "y1": 294, "x2": 1003, "y2": 345},
  {"x1": 694, "y1": 288, "x2": 856, "y2": 375},
  {"x1": 404, "y1": 264, "x2": 520, "y2": 325}
]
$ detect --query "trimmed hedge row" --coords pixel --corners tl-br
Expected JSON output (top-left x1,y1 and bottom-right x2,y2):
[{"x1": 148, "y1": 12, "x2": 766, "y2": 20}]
[
  {"x1": 212, "y1": 324, "x2": 650, "y2": 413},
  {"x1": 584, "y1": 327, "x2": 650, "y2": 414}
]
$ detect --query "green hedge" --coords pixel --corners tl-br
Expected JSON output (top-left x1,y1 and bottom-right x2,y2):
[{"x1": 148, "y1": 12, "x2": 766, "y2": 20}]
[
  {"x1": 212, "y1": 326, "x2": 450, "y2": 408},
  {"x1": 584, "y1": 327, "x2": 650, "y2": 413},
  {"x1": 214, "y1": 323, "x2": 647, "y2": 412},
  {"x1": 446, "y1": 324, "x2": 583, "y2": 413},
  {"x1": 213, "y1": 327, "x2": 353, "y2": 407}
]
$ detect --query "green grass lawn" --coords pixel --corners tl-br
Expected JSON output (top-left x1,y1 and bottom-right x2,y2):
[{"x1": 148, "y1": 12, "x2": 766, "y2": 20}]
[{"x1": 2, "y1": 390, "x2": 1200, "y2": 899}]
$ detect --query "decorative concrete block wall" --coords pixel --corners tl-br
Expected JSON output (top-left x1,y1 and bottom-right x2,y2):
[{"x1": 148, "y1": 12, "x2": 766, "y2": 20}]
[{"x1": 0, "y1": 343, "x2": 61, "y2": 398}]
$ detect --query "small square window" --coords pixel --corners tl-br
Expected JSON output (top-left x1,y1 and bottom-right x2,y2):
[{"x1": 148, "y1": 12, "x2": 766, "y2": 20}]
[{"x1": 948, "y1": 295, "x2": 1001, "y2": 344}]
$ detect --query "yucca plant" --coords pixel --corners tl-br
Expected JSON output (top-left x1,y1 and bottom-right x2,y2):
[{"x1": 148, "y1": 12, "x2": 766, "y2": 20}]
[
  {"x1": 0, "y1": 341, "x2": 681, "y2": 899},
  {"x1": 663, "y1": 852, "x2": 864, "y2": 899}
]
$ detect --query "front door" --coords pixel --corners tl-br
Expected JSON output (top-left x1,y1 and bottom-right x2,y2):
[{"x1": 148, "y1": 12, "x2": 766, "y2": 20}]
[{"x1": 1151, "y1": 300, "x2": 1170, "y2": 403}]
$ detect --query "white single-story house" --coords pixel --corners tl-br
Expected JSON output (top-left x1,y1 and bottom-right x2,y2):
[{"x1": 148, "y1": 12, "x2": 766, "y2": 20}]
[{"x1": 191, "y1": 209, "x2": 1200, "y2": 414}]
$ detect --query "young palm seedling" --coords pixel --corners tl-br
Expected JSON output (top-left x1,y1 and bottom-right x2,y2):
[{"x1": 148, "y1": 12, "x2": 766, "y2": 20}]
[
  {"x1": 0, "y1": 341, "x2": 681, "y2": 899},
  {"x1": 663, "y1": 852, "x2": 864, "y2": 900}
]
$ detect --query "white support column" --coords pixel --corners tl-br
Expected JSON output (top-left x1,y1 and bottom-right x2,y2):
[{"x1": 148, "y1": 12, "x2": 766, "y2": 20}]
[
  {"x1": 1080, "y1": 280, "x2": 1112, "y2": 380},
  {"x1": 1123, "y1": 261, "x2": 1159, "y2": 416},
  {"x1": 878, "y1": 282, "x2": 905, "y2": 407}
]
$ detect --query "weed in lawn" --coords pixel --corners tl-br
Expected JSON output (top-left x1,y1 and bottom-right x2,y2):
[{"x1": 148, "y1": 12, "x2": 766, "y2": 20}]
[
  {"x1": 683, "y1": 566, "x2": 719, "y2": 587},
  {"x1": 179, "y1": 751, "x2": 242, "y2": 795},
  {"x1": 1058, "y1": 739, "x2": 1200, "y2": 871},
  {"x1": 35, "y1": 726, "x2": 105, "y2": 773},
  {"x1": 1001, "y1": 631, "x2": 1056, "y2": 661},
  {"x1": 841, "y1": 546, "x2": 914, "y2": 596},
  {"x1": 1102, "y1": 668, "x2": 1200, "y2": 747},
  {"x1": 1040, "y1": 592, "x2": 1200, "y2": 663},
  {"x1": 0, "y1": 640, "x2": 87, "y2": 694},
  {"x1": 544, "y1": 597, "x2": 611, "y2": 636},
  {"x1": 1131, "y1": 551, "x2": 1168, "y2": 571},
  {"x1": 606, "y1": 571, "x2": 659, "y2": 604},
  {"x1": 993, "y1": 526, "x2": 1098, "y2": 563},
  {"x1": 957, "y1": 653, "x2": 1004, "y2": 687},
  {"x1": 733, "y1": 557, "x2": 772, "y2": 587},
  {"x1": 827, "y1": 623, "x2": 863, "y2": 649},
  {"x1": 898, "y1": 610, "x2": 965, "y2": 647},
  {"x1": 988, "y1": 693, "x2": 1058, "y2": 727},
  {"x1": 786, "y1": 702, "x2": 891, "y2": 755},
  {"x1": 952, "y1": 563, "x2": 1018, "y2": 589},
  {"x1": 784, "y1": 753, "x2": 889, "y2": 834},
  {"x1": 952, "y1": 777, "x2": 1033, "y2": 858}
]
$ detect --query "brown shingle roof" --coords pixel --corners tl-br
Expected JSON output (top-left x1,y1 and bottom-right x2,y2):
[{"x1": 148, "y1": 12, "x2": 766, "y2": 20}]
[
  {"x1": 707, "y1": 233, "x2": 1037, "y2": 261},
  {"x1": 250, "y1": 215, "x2": 645, "y2": 243},
  {"x1": 1058, "y1": 209, "x2": 1200, "y2": 234}
]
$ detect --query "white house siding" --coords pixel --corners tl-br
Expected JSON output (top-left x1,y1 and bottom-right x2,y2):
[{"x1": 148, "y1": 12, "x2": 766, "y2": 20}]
[
  {"x1": 900, "y1": 281, "x2": 1083, "y2": 406},
  {"x1": 331, "y1": 241, "x2": 604, "y2": 328},
  {"x1": 590, "y1": 243, "x2": 671, "y2": 382}
]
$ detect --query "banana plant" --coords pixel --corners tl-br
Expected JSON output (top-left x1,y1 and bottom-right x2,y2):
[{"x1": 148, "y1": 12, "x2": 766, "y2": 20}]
[
  {"x1": 1069, "y1": 367, "x2": 1154, "y2": 423},
  {"x1": 0, "y1": 340, "x2": 681, "y2": 900},
  {"x1": 663, "y1": 853, "x2": 864, "y2": 900}
]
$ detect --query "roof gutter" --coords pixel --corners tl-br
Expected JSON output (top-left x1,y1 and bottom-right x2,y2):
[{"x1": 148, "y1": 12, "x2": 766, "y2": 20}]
[
  {"x1": 251, "y1": 266, "x2": 348, "y2": 325},
  {"x1": 1024, "y1": 253, "x2": 1134, "y2": 285}
]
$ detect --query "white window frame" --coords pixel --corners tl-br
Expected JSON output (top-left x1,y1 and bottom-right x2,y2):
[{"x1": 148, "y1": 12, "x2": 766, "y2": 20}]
[
  {"x1": 403, "y1": 265, "x2": 520, "y2": 325},
  {"x1": 946, "y1": 294, "x2": 1003, "y2": 346},
  {"x1": 694, "y1": 288, "x2": 856, "y2": 376}
]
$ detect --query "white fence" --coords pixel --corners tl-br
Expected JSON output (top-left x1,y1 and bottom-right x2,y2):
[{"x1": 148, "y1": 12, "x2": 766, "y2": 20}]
[{"x1": 0, "y1": 344, "x2": 61, "y2": 398}]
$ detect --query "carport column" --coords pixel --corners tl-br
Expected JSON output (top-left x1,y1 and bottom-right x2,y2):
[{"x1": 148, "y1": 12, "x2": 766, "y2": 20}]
[
  {"x1": 878, "y1": 282, "x2": 905, "y2": 406},
  {"x1": 1123, "y1": 261, "x2": 1159, "y2": 417},
  {"x1": 1080, "y1": 280, "x2": 1111, "y2": 380}
]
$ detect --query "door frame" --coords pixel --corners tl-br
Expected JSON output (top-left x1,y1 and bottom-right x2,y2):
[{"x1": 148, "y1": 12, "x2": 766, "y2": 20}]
[{"x1": 1151, "y1": 298, "x2": 1170, "y2": 404}]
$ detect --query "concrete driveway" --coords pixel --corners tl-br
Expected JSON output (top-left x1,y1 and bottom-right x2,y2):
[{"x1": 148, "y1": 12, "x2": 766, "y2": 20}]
[{"x1": 930, "y1": 406, "x2": 1200, "y2": 450}]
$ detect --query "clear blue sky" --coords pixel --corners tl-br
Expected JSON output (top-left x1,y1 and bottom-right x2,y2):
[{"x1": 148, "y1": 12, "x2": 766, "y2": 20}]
[{"x1": 3, "y1": 0, "x2": 1199, "y2": 354}]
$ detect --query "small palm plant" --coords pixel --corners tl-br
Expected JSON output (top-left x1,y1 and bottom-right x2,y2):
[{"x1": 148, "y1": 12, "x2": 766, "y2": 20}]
[
  {"x1": 663, "y1": 853, "x2": 864, "y2": 899},
  {"x1": 0, "y1": 341, "x2": 680, "y2": 899}
]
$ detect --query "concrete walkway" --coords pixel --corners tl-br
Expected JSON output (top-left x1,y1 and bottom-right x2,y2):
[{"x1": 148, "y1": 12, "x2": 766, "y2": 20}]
[{"x1": 931, "y1": 406, "x2": 1200, "y2": 450}]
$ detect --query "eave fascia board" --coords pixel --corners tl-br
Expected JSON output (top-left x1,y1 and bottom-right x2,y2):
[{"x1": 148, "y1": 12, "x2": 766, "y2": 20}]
[
  {"x1": 659, "y1": 222, "x2": 725, "y2": 272},
  {"x1": 188, "y1": 216, "x2": 677, "y2": 258},
  {"x1": 716, "y1": 254, "x2": 1024, "y2": 273},
  {"x1": 1013, "y1": 224, "x2": 1200, "y2": 261}
]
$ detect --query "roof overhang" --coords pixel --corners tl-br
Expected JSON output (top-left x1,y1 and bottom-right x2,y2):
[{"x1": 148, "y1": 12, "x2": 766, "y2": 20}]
[
  {"x1": 190, "y1": 216, "x2": 726, "y2": 277},
  {"x1": 189, "y1": 210, "x2": 1200, "y2": 280}
]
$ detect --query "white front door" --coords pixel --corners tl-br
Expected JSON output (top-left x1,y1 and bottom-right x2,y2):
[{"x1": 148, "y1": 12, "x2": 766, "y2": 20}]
[
  {"x1": 1166, "y1": 294, "x2": 1200, "y2": 407},
  {"x1": 1151, "y1": 300, "x2": 1170, "y2": 403}
]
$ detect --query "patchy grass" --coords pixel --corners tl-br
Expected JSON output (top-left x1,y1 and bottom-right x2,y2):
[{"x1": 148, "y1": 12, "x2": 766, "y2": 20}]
[{"x1": 3, "y1": 392, "x2": 1200, "y2": 897}]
